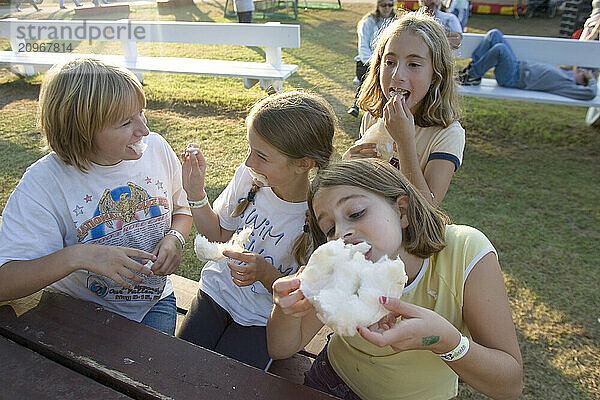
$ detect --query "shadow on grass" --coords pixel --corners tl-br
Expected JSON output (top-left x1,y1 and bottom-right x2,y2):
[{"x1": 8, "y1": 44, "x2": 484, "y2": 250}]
[
  {"x1": 0, "y1": 138, "x2": 45, "y2": 181},
  {"x1": 147, "y1": 99, "x2": 246, "y2": 120},
  {"x1": 284, "y1": 71, "x2": 360, "y2": 138},
  {"x1": 162, "y1": 2, "x2": 211, "y2": 22},
  {"x1": 456, "y1": 331, "x2": 594, "y2": 399},
  {"x1": 442, "y1": 145, "x2": 600, "y2": 338},
  {"x1": 0, "y1": 77, "x2": 40, "y2": 109}
]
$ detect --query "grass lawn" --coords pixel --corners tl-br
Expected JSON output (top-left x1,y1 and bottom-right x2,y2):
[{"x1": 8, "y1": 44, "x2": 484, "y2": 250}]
[{"x1": 0, "y1": 2, "x2": 599, "y2": 399}]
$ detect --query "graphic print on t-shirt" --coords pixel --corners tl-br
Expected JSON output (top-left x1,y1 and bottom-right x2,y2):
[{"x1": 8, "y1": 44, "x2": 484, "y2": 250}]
[{"x1": 73, "y1": 181, "x2": 171, "y2": 302}]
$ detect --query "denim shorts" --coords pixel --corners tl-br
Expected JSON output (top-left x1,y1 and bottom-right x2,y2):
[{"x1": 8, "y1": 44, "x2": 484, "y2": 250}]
[
  {"x1": 304, "y1": 343, "x2": 363, "y2": 400},
  {"x1": 140, "y1": 292, "x2": 177, "y2": 335}
]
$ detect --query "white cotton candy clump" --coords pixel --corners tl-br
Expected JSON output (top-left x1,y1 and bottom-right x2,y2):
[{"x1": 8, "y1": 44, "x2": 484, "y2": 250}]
[
  {"x1": 247, "y1": 169, "x2": 269, "y2": 186},
  {"x1": 128, "y1": 140, "x2": 147, "y2": 155},
  {"x1": 300, "y1": 239, "x2": 407, "y2": 337},
  {"x1": 355, "y1": 118, "x2": 398, "y2": 162},
  {"x1": 194, "y1": 227, "x2": 252, "y2": 261}
]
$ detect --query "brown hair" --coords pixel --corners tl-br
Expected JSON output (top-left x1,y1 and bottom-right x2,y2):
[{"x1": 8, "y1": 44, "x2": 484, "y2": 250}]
[
  {"x1": 228, "y1": 90, "x2": 337, "y2": 265},
  {"x1": 357, "y1": 10, "x2": 461, "y2": 127},
  {"x1": 39, "y1": 57, "x2": 145, "y2": 172},
  {"x1": 362, "y1": 0, "x2": 398, "y2": 25},
  {"x1": 304, "y1": 158, "x2": 448, "y2": 260}
]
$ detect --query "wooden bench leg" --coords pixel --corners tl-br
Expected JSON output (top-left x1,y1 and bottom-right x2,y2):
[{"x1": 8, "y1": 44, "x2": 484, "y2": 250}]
[
  {"x1": 243, "y1": 78, "x2": 259, "y2": 89},
  {"x1": 260, "y1": 79, "x2": 282, "y2": 92}
]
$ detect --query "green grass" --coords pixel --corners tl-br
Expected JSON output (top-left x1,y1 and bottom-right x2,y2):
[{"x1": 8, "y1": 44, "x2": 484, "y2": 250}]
[{"x1": 0, "y1": 3, "x2": 599, "y2": 399}]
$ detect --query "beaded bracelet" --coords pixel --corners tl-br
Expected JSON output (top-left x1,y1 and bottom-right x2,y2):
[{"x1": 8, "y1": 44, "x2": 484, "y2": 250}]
[
  {"x1": 165, "y1": 229, "x2": 185, "y2": 248},
  {"x1": 438, "y1": 334, "x2": 470, "y2": 362}
]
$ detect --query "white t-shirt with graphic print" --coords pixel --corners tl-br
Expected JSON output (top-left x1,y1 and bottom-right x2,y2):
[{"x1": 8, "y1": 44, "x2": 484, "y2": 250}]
[
  {"x1": 199, "y1": 163, "x2": 306, "y2": 327},
  {"x1": 0, "y1": 132, "x2": 191, "y2": 322}
]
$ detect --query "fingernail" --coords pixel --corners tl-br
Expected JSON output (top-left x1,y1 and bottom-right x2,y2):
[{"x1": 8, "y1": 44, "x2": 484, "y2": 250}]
[
  {"x1": 380, "y1": 296, "x2": 387, "y2": 304},
  {"x1": 356, "y1": 327, "x2": 360, "y2": 333}
]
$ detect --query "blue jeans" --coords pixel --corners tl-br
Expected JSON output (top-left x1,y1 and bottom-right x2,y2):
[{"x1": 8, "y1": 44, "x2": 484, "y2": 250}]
[
  {"x1": 141, "y1": 292, "x2": 177, "y2": 335},
  {"x1": 304, "y1": 343, "x2": 362, "y2": 400},
  {"x1": 469, "y1": 29, "x2": 520, "y2": 87}
]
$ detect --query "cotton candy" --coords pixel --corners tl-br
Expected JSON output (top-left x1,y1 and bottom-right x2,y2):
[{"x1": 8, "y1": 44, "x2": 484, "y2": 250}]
[
  {"x1": 300, "y1": 239, "x2": 407, "y2": 336},
  {"x1": 355, "y1": 118, "x2": 398, "y2": 162},
  {"x1": 194, "y1": 227, "x2": 252, "y2": 261}
]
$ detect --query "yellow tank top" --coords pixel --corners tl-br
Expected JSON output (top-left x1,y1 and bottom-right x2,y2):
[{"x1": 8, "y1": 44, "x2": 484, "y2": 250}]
[{"x1": 327, "y1": 225, "x2": 496, "y2": 400}]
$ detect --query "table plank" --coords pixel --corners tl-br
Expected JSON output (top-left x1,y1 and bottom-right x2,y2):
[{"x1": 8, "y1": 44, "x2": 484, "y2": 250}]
[
  {"x1": 0, "y1": 335, "x2": 133, "y2": 399},
  {"x1": 0, "y1": 291, "x2": 337, "y2": 400}
]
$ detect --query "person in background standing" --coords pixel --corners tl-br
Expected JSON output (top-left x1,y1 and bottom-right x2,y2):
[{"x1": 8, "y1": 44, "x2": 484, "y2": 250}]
[
  {"x1": 347, "y1": 0, "x2": 398, "y2": 118},
  {"x1": 234, "y1": 0, "x2": 254, "y2": 23}
]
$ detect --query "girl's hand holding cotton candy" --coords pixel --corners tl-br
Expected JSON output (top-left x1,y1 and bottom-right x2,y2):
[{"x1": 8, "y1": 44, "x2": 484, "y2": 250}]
[
  {"x1": 299, "y1": 239, "x2": 407, "y2": 337},
  {"x1": 383, "y1": 94, "x2": 416, "y2": 147},
  {"x1": 354, "y1": 118, "x2": 398, "y2": 162}
]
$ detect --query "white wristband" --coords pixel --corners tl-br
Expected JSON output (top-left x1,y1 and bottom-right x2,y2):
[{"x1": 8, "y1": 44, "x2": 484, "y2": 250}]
[
  {"x1": 166, "y1": 229, "x2": 185, "y2": 247},
  {"x1": 438, "y1": 334, "x2": 469, "y2": 362},
  {"x1": 188, "y1": 195, "x2": 209, "y2": 209}
]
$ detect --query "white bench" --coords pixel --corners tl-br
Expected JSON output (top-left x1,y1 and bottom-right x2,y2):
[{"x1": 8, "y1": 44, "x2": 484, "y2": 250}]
[
  {"x1": 453, "y1": 33, "x2": 600, "y2": 125},
  {"x1": 0, "y1": 18, "x2": 301, "y2": 91}
]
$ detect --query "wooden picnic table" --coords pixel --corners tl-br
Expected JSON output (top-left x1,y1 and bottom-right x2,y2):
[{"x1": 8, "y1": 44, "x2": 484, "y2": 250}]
[{"x1": 0, "y1": 290, "x2": 337, "y2": 400}]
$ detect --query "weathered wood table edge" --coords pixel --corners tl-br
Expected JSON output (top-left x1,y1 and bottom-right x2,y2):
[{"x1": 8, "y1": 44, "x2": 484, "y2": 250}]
[{"x1": 0, "y1": 290, "x2": 338, "y2": 400}]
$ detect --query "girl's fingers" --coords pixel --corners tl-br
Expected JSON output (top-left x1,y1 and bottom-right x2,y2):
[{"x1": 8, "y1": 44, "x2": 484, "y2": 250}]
[
  {"x1": 118, "y1": 266, "x2": 145, "y2": 284},
  {"x1": 223, "y1": 250, "x2": 249, "y2": 262},
  {"x1": 124, "y1": 258, "x2": 154, "y2": 277},
  {"x1": 228, "y1": 262, "x2": 250, "y2": 277},
  {"x1": 273, "y1": 277, "x2": 301, "y2": 296},
  {"x1": 112, "y1": 274, "x2": 134, "y2": 289},
  {"x1": 124, "y1": 248, "x2": 157, "y2": 262},
  {"x1": 276, "y1": 288, "x2": 307, "y2": 309}
]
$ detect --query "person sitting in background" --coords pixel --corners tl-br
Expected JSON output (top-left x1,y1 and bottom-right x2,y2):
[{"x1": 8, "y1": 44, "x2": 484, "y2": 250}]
[
  {"x1": 418, "y1": 0, "x2": 462, "y2": 48},
  {"x1": 443, "y1": 0, "x2": 469, "y2": 31},
  {"x1": 580, "y1": 0, "x2": 600, "y2": 41},
  {"x1": 458, "y1": 29, "x2": 597, "y2": 101},
  {"x1": 347, "y1": 0, "x2": 398, "y2": 118}
]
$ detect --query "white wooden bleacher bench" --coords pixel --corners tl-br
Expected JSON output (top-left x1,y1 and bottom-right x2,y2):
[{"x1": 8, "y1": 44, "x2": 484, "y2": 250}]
[
  {"x1": 453, "y1": 32, "x2": 600, "y2": 125},
  {"x1": 0, "y1": 18, "x2": 301, "y2": 91},
  {"x1": 170, "y1": 273, "x2": 331, "y2": 385}
]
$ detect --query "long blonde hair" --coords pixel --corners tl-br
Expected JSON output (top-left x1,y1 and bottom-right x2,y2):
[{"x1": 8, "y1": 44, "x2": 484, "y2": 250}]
[
  {"x1": 357, "y1": 10, "x2": 461, "y2": 127},
  {"x1": 303, "y1": 159, "x2": 448, "y2": 261}
]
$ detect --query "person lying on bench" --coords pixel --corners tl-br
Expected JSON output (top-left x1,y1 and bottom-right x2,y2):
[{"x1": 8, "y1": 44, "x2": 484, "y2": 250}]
[{"x1": 458, "y1": 29, "x2": 597, "y2": 100}]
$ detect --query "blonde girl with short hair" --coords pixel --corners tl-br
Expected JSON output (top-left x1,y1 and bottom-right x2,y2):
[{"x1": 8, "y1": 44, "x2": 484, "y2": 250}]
[
  {"x1": 177, "y1": 90, "x2": 336, "y2": 369},
  {"x1": 0, "y1": 58, "x2": 193, "y2": 335},
  {"x1": 268, "y1": 158, "x2": 523, "y2": 400},
  {"x1": 344, "y1": 11, "x2": 465, "y2": 207}
]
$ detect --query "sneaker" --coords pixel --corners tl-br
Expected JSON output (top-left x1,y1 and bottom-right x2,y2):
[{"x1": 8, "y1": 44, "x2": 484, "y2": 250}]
[
  {"x1": 459, "y1": 62, "x2": 472, "y2": 75},
  {"x1": 60, "y1": 5, "x2": 67, "y2": 8},
  {"x1": 458, "y1": 69, "x2": 481, "y2": 86},
  {"x1": 347, "y1": 105, "x2": 359, "y2": 117}
]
